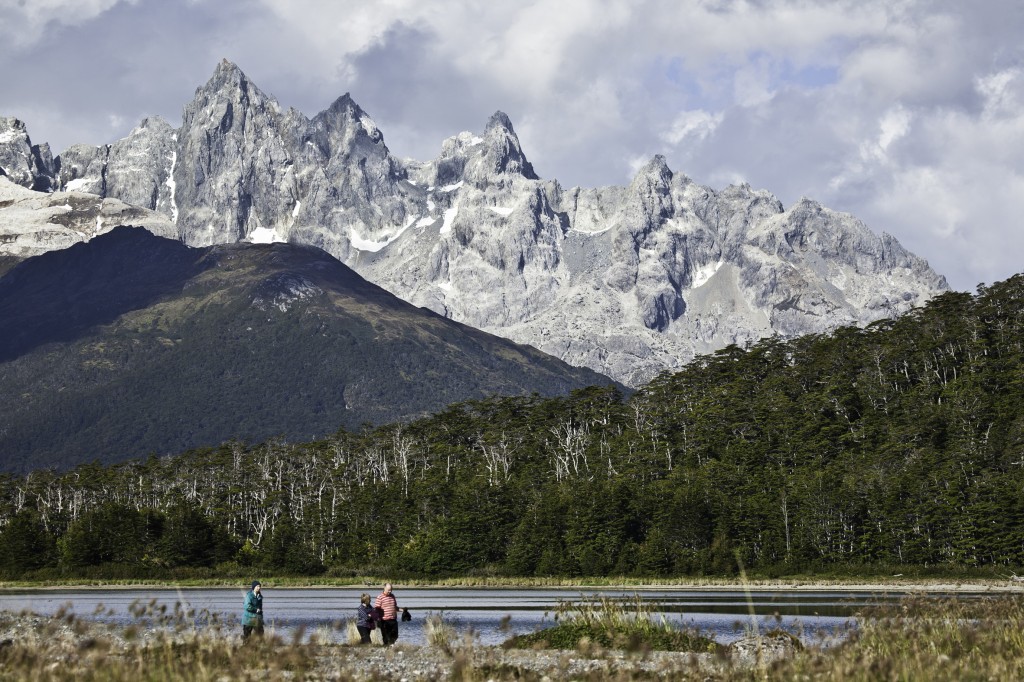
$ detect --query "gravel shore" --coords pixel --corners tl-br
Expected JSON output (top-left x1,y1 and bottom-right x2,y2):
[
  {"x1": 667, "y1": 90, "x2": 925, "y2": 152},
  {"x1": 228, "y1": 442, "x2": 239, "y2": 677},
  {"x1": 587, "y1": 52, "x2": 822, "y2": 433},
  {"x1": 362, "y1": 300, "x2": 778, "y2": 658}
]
[{"x1": 0, "y1": 611, "x2": 803, "y2": 680}]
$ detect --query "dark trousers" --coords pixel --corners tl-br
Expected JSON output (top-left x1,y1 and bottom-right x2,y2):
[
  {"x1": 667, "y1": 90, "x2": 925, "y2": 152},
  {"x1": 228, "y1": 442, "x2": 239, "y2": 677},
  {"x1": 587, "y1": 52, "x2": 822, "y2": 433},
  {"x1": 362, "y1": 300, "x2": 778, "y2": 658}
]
[
  {"x1": 243, "y1": 623, "x2": 264, "y2": 640},
  {"x1": 357, "y1": 625, "x2": 372, "y2": 644},
  {"x1": 380, "y1": 619, "x2": 399, "y2": 645}
]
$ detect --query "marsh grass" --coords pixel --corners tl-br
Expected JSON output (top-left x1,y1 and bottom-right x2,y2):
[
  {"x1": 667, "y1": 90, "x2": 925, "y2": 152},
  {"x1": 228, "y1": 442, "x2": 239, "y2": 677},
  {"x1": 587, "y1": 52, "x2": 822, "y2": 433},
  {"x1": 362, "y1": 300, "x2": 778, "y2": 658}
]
[
  {"x1": 425, "y1": 612, "x2": 458, "y2": 652},
  {"x1": 343, "y1": 619, "x2": 362, "y2": 645},
  {"x1": 504, "y1": 594, "x2": 723, "y2": 654},
  {"x1": 758, "y1": 593, "x2": 1024, "y2": 681},
  {"x1": 0, "y1": 605, "x2": 314, "y2": 681}
]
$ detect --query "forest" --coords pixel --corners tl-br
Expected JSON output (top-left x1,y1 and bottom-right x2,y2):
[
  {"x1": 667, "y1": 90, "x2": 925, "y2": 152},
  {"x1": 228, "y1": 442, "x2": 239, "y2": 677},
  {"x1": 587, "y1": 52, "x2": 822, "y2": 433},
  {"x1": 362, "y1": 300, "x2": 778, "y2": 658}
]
[{"x1": 0, "y1": 274, "x2": 1021, "y2": 580}]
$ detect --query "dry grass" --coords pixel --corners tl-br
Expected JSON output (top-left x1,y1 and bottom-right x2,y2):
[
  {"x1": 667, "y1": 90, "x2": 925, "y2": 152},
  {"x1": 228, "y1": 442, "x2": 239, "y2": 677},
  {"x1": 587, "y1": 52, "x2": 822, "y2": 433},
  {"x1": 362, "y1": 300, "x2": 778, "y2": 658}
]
[
  {"x1": 754, "y1": 593, "x2": 1024, "y2": 681},
  {"x1": 424, "y1": 612, "x2": 458, "y2": 652},
  {"x1": 0, "y1": 613, "x2": 314, "y2": 681},
  {"x1": 1, "y1": 593, "x2": 1023, "y2": 680}
]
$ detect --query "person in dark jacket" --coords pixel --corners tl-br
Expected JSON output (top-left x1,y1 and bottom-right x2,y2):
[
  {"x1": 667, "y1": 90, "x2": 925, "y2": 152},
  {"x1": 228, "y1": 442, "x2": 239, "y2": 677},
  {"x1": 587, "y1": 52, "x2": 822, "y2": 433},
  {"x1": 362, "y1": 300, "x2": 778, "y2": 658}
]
[
  {"x1": 242, "y1": 580, "x2": 264, "y2": 640},
  {"x1": 355, "y1": 593, "x2": 376, "y2": 644}
]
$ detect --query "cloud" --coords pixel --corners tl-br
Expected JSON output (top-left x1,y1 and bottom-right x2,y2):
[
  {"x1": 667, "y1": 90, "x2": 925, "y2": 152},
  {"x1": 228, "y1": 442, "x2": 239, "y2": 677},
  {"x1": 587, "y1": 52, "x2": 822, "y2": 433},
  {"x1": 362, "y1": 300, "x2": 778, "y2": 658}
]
[
  {"x1": 1, "y1": 0, "x2": 1022, "y2": 290},
  {"x1": 856, "y1": 66, "x2": 1024, "y2": 290},
  {"x1": 0, "y1": 0, "x2": 138, "y2": 47},
  {"x1": 662, "y1": 110, "x2": 723, "y2": 146}
]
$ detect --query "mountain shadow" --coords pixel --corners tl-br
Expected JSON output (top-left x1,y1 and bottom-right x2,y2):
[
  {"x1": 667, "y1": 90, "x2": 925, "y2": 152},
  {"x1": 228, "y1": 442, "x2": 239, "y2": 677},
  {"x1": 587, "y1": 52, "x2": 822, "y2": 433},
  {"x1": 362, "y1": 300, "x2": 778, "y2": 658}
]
[
  {"x1": 0, "y1": 227, "x2": 208, "y2": 362},
  {"x1": 0, "y1": 227, "x2": 614, "y2": 472}
]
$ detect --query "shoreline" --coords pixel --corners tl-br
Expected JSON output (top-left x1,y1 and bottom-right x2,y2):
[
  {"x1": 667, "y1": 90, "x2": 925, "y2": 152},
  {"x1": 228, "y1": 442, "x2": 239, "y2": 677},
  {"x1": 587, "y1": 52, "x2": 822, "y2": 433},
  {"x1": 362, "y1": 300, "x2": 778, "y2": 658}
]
[{"x1": 1, "y1": 578, "x2": 1022, "y2": 593}]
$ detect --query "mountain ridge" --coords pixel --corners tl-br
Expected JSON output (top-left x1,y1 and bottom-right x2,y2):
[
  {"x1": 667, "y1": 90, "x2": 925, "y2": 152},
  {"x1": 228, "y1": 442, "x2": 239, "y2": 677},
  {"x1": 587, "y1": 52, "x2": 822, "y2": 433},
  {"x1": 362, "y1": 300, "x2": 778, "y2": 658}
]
[
  {"x1": 0, "y1": 227, "x2": 613, "y2": 472},
  {"x1": 0, "y1": 60, "x2": 949, "y2": 385}
]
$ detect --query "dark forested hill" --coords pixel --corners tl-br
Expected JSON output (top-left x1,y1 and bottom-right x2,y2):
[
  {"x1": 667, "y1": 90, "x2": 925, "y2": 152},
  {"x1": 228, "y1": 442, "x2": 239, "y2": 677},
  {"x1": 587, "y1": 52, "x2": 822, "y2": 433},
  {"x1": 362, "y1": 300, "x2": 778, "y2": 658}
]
[
  {"x1": 0, "y1": 227, "x2": 612, "y2": 472},
  {"x1": 0, "y1": 273, "x2": 1021, "y2": 579}
]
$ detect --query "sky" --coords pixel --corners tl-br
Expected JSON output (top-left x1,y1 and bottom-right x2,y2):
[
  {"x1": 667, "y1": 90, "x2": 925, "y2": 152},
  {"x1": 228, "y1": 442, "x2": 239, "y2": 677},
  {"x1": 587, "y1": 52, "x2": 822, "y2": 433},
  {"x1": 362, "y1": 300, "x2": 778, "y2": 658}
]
[{"x1": 1, "y1": 0, "x2": 1022, "y2": 292}]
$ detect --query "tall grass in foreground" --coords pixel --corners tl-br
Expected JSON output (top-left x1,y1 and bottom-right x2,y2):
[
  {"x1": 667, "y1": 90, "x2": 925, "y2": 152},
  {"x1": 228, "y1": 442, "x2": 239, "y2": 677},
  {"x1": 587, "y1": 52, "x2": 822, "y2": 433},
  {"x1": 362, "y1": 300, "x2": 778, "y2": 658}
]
[
  {"x1": 3, "y1": 594, "x2": 1024, "y2": 680},
  {"x1": 757, "y1": 593, "x2": 1024, "y2": 681},
  {"x1": 424, "y1": 612, "x2": 458, "y2": 652},
  {"x1": 0, "y1": 613, "x2": 314, "y2": 681},
  {"x1": 504, "y1": 594, "x2": 723, "y2": 654}
]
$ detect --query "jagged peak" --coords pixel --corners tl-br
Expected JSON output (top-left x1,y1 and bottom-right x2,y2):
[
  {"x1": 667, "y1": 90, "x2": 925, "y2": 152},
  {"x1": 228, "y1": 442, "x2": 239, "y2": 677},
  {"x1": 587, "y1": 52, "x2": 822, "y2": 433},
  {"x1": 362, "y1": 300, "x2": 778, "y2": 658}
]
[
  {"x1": 642, "y1": 154, "x2": 672, "y2": 173},
  {"x1": 214, "y1": 58, "x2": 245, "y2": 81},
  {"x1": 325, "y1": 92, "x2": 357, "y2": 114},
  {"x1": 205, "y1": 59, "x2": 246, "y2": 88},
  {"x1": 131, "y1": 116, "x2": 174, "y2": 134},
  {"x1": 477, "y1": 111, "x2": 538, "y2": 179},
  {"x1": 0, "y1": 117, "x2": 29, "y2": 133},
  {"x1": 792, "y1": 196, "x2": 822, "y2": 210},
  {"x1": 485, "y1": 111, "x2": 515, "y2": 134},
  {"x1": 194, "y1": 59, "x2": 263, "y2": 102},
  {"x1": 631, "y1": 154, "x2": 674, "y2": 187},
  {"x1": 313, "y1": 92, "x2": 383, "y2": 144}
]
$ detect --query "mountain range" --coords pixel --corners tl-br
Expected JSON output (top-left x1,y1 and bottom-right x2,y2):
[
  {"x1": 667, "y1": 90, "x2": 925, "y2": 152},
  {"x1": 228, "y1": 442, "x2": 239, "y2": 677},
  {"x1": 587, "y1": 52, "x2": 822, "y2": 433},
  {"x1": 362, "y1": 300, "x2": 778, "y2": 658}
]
[
  {"x1": 0, "y1": 226, "x2": 610, "y2": 472},
  {"x1": 0, "y1": 59, "x2": 949, "y2": 385}
]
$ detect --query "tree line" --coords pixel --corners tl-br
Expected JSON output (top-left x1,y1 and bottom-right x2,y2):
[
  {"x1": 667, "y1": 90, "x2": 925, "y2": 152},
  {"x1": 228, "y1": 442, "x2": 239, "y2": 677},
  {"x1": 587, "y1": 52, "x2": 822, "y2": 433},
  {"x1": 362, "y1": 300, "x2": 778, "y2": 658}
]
[{"x1": 1, "y1": 274, "x2": 1022, "y2": 579}]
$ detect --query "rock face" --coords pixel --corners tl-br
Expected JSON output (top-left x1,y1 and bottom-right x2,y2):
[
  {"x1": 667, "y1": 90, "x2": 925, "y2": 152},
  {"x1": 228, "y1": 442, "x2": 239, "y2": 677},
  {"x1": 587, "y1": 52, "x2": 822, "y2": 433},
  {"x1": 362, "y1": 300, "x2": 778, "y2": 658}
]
[
  {"x1": 0, "y1": 60, "x2": 949, "y2": 386},
  {"x1": 57, "y1": 116, "x2": 179, "y2": 219},
  {"x1": 0, "y1": 117, "x2": 55, "y2": 192},
  {"x1": 171, "y1": 59, "x2": 416, "y2": 255},
  {"x1": 0, "y1": 175, "x2": 177, "y2": 262}
]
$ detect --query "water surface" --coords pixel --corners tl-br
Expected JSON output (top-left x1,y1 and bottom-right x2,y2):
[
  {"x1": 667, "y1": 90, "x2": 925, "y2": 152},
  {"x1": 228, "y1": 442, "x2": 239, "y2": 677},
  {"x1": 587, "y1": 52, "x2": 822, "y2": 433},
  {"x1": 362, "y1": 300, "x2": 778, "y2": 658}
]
[{"x1": 0, "y1": 586, "x2": 965, "y2": 646}]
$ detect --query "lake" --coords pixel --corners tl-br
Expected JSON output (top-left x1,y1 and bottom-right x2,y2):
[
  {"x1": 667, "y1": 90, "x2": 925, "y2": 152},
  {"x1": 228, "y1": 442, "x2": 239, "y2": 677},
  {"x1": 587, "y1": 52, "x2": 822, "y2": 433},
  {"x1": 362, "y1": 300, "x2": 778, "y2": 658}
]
[{"x1": 0, "y1": 586, "x2": 977, "y2": 646}]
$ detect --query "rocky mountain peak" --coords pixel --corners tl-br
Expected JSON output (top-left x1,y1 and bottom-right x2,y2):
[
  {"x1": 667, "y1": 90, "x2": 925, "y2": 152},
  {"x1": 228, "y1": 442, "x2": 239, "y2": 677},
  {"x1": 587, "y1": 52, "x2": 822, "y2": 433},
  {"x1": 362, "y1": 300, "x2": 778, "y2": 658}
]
[
  {"x1": 632, "y1": 155, "x2": 674, "y2": 189},
  {"x1": 313, "y1": 93, "x2": 384, "y2": 146},
  {"x1": 132, "y1": 116, "x2": 174, "y2": 134},
  {"x1": 482, "y1": 111, "x2": 538, "y2": 180},
  {"x1": 204, "y1": 58, "x2": 249, "y2": 93},
  {"x1": 485, "y1": 110, "x2": 515, "y2": 134},
  {"x1": 181, "y1": 59, "x2": 282, "y2": 137},
  {"x1": 0, "y1": 117, "x2": 55, "y2": 191}
]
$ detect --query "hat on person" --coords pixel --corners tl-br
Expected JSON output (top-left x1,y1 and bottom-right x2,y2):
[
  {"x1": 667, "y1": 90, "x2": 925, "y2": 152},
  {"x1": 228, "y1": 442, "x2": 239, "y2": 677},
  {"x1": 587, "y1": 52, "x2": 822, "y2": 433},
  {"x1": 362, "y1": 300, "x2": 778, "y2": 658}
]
[{"x1": 251, "y1": 580, "x2": 261, "y2": 589}]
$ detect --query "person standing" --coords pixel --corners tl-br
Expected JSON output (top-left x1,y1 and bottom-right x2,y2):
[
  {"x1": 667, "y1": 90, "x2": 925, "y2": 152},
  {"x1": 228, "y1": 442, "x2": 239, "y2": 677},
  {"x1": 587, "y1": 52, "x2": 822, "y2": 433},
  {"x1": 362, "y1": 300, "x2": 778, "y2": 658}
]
[
  {"x1": 355, "y1": 593, "x2": 376, "y2": 644},
  {"x1": 374, "y1": 582, "x2": 400, "y2": 645},
  {"x1": 242, "y1": 580, "x2": 264, "y2": 640}
]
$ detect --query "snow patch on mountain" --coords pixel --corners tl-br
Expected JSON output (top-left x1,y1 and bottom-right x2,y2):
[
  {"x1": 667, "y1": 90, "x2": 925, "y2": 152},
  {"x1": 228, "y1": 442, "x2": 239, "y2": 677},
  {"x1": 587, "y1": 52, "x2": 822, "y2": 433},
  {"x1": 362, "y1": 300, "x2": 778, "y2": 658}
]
[
  {"x1": 248, "y1": 226, "x2": 286, "y2": 244},
  {"x1": 440, "y1": 205, "x2": 458, "y2": 235},
  {"x1": 691, "y1": 260, "x2": 723, "y2": 289}
]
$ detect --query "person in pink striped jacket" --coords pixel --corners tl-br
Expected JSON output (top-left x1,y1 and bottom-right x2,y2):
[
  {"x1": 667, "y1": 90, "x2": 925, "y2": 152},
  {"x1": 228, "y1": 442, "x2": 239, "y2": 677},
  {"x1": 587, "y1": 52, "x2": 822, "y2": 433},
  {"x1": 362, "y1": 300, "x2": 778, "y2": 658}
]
[{"x1": 374, "y1": 583, "x2": 400, "y2": 645}]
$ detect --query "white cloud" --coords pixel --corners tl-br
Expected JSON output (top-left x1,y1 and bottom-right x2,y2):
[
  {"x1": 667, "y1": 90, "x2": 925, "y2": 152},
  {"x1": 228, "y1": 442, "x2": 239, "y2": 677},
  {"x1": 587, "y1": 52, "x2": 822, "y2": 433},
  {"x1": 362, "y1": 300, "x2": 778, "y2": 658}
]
[
  {"x1": 859, "y1": 68, "x2": 1024, "y2": 289},
  {"x1": 976, "y1": 68, "x2": 1024, "y2": 120},
  {"x1": 0, "y1": 0, "x2": 137, "y2": 47},
  {"x1": 877, "y1": 106, "x2": 912, "y2": 151},
  {"x1": 662, "y1": 110, "x2": 723, "y2": 146}
]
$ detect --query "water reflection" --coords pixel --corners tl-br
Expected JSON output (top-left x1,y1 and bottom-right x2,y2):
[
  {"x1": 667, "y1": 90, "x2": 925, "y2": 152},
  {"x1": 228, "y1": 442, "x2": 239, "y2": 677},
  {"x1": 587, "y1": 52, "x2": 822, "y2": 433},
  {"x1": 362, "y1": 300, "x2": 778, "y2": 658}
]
[{"x1": 0, "y1": 587, "x2": 969, "y2": 646}]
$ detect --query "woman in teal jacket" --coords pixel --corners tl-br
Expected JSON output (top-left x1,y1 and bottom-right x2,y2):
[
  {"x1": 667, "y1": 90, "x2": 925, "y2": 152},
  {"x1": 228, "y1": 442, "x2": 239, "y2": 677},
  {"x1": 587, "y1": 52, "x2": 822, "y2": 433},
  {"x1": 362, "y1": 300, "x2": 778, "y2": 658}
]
[{"x1": 242, "y1": 580, "x2": 264, "y2": 639}]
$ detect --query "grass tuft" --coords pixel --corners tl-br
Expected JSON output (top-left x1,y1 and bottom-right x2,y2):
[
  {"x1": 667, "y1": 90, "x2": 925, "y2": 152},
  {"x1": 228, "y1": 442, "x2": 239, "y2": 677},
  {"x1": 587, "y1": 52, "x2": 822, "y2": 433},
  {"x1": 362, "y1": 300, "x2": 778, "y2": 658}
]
[{"x1": 504, "y1": 594, "x2": 723, "y2": 654}]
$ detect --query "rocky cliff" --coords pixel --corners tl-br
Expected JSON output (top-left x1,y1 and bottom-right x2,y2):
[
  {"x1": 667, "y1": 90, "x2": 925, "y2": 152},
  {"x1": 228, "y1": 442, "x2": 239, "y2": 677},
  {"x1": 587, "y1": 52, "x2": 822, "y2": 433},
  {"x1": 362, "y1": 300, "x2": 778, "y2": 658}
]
[
  {"x1": 0, "y1": 60, "x2": 949, "y2": 385},
  {"x1": 0, "y1": 175, "x2": 176, "y2": 267}
]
